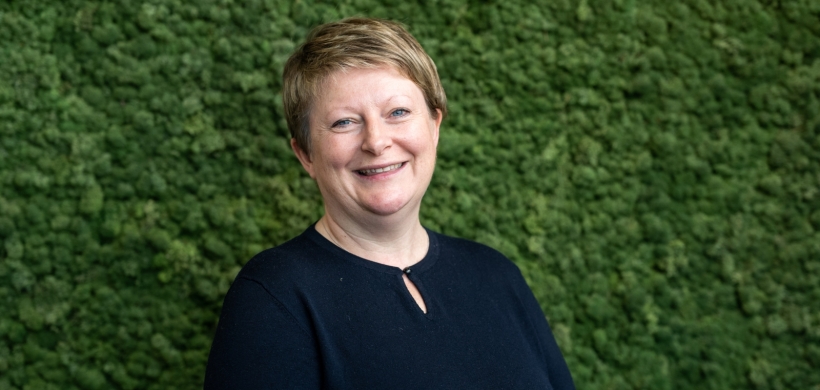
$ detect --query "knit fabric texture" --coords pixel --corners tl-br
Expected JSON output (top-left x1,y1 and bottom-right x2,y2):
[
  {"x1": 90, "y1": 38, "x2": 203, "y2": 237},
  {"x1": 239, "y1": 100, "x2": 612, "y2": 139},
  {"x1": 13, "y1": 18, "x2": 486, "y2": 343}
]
[{"x1": 205, "y1": 225, "x2": 575, "y2": 389}]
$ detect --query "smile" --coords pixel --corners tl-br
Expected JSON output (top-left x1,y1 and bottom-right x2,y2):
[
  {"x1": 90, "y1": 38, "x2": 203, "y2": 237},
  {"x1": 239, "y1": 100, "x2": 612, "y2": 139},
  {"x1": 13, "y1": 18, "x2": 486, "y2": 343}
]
[{"x1": 357, "y1": 162, "x2": 404, "y2": 176}]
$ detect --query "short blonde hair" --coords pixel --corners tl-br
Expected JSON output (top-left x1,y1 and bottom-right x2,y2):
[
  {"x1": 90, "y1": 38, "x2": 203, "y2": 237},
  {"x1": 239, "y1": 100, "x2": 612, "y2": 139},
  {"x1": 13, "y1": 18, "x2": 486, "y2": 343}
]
[{"x1": 282, "y1": 17, "x2": 447, "y2": 154}]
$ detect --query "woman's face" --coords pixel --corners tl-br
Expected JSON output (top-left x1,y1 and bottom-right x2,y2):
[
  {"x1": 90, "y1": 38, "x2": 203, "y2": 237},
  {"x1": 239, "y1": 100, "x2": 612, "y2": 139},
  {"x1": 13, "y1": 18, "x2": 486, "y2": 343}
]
[{"x1": 292, "y1": 66, "x2": 442, "y2": 221}]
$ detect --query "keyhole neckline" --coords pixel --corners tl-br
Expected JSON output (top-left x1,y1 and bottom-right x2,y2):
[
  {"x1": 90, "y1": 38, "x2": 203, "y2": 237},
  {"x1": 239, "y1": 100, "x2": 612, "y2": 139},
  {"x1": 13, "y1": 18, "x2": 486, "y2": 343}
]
[{"x1": 307, "y1": 222, "x2": 440, "y2": 277}]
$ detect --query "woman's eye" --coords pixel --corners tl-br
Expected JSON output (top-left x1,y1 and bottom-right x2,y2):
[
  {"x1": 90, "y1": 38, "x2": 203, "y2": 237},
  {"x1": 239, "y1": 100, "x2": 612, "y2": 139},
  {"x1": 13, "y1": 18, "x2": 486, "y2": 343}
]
[
  {"x1": 391, "y1": 109, "x2": 408, "y2": 117},
  {"x1": 332, "y1": 119, "x2": 351, "y2": 127}
]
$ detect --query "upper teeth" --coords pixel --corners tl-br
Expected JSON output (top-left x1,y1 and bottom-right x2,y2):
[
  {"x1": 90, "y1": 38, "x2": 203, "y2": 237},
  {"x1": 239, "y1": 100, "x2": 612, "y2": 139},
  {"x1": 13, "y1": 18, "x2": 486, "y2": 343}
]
[{"x1": 359, "y1": 163, "x2": 402, "y2": 175}]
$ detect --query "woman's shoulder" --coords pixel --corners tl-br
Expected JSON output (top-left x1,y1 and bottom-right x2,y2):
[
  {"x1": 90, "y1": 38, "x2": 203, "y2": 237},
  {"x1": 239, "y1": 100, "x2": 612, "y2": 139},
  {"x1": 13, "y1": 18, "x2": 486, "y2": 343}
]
[
  {"x1": 428, "y1": 230, "x2": 522, "y2": 276},
  {"x1": 233, "y1": 227, "x2": 331, "y2": 290}
]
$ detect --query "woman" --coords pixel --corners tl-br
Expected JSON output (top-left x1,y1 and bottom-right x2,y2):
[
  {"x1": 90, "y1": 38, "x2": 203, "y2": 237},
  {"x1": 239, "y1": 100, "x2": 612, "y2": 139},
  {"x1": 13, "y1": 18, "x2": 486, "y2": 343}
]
[{"x1": 205, "y1": 18, "x2": 574, "y2": 389}]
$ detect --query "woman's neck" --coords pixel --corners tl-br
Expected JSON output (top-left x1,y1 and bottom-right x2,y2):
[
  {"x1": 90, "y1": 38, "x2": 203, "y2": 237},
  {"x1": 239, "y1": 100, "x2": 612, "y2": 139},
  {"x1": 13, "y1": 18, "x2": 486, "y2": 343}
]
[{"x1": 316, "y1": 211, "x2": 429, "y2": 269}]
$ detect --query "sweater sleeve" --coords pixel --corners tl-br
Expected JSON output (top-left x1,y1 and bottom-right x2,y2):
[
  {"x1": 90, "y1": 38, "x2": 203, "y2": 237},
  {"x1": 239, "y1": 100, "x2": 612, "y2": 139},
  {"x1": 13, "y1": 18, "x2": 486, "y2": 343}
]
[
  {"x1": 516, "y1": 273, "x2": 576, "y2": 390},
  {"x1": 204, "y1": 276, "x2": 321, "y2": 390}
]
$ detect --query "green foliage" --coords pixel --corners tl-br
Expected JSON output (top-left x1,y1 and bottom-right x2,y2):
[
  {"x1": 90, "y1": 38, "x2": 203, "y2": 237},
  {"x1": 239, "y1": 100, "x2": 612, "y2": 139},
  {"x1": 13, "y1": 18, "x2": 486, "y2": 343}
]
[{"x1": 1, "y1": 0, "x2": 819, "y2": 388}]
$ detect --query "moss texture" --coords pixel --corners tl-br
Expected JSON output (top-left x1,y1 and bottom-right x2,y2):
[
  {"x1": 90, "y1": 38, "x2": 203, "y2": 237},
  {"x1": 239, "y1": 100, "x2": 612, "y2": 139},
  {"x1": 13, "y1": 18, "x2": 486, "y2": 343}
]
[{"x1": 1, "y1": 0, "x2": 819, "y2": 388}]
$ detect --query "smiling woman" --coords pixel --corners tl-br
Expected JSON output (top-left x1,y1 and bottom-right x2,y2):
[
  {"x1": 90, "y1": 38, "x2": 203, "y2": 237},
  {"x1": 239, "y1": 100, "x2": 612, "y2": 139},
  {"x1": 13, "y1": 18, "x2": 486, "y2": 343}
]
[
  {"x1": 204, "y1": 18, "x2": 575, "y2": 389},
  {"x1": 297, "y1": 66, "x2": 441, "y2": 219}
]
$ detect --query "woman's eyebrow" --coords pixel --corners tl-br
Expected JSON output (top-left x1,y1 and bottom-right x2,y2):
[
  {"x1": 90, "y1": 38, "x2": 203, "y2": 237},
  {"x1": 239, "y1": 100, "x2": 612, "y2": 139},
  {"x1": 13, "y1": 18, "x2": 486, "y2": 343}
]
[{"x1": 325, "y1": 95, "x2": 414, "y2": 114}]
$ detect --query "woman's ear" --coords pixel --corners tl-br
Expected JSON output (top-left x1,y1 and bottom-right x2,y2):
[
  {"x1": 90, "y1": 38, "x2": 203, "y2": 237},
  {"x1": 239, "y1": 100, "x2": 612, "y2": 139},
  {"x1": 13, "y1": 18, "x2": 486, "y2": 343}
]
[
  {"x1": 290, "y1": 138, "x2": 316, "y2": 179},
  {"x1": 432, "y1": 108, "x2": 442, "y2": 147}
]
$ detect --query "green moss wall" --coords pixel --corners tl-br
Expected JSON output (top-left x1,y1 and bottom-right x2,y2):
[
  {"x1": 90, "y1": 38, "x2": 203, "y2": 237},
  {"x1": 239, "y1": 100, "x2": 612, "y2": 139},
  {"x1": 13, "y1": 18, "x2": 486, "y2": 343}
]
[{"x1": 1, "y1": 0, "x2": 819, "y2": 388}]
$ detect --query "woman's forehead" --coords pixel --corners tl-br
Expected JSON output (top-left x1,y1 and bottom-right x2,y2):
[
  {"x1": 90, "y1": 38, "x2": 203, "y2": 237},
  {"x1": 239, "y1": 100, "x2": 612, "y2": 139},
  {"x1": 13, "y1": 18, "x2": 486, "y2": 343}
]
[{"x1": 316, "y1": 66, "x2": 423, "y2": 110}]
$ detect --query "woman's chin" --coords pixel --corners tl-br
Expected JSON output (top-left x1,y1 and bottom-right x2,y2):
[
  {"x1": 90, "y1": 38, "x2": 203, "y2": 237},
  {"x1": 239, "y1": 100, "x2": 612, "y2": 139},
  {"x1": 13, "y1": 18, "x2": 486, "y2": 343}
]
[{"x1": 359, "y1": 194, "x2": 418, "y2": 217}]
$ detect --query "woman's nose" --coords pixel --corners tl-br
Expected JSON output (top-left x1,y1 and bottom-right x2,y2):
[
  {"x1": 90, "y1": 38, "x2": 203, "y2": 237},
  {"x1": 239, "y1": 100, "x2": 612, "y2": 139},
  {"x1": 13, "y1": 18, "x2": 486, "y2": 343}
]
[{"x1": 361, "y1": 120, "x2": 392, "y2": 155}]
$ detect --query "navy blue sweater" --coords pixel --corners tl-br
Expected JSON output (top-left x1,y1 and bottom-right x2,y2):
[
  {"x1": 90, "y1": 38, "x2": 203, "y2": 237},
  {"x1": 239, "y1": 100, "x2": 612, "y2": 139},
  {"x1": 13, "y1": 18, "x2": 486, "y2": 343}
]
[{"x1": 205, "y1": 226, "x2": 574, "y2": 389}]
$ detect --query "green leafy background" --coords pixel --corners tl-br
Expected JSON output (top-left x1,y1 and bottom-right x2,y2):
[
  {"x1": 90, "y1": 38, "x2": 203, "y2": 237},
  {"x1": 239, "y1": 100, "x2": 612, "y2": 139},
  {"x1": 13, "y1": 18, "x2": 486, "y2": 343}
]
[{"x1": 1, "y1": 0, "x2": 819, "y2": 388}]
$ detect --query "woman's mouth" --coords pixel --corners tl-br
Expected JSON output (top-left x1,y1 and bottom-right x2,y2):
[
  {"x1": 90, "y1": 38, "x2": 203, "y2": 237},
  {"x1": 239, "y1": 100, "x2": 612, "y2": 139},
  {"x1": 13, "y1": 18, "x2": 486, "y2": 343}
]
[{"x1": 357, "y1": 162, "x2": 404, "y2": 176}]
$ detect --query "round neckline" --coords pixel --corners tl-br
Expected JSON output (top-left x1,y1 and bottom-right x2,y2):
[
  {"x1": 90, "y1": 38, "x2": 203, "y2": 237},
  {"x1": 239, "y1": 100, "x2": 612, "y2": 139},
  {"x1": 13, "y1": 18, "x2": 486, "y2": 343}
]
[{"x1": 304, "y1": 222, "x2": 440, "y2": 276}]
